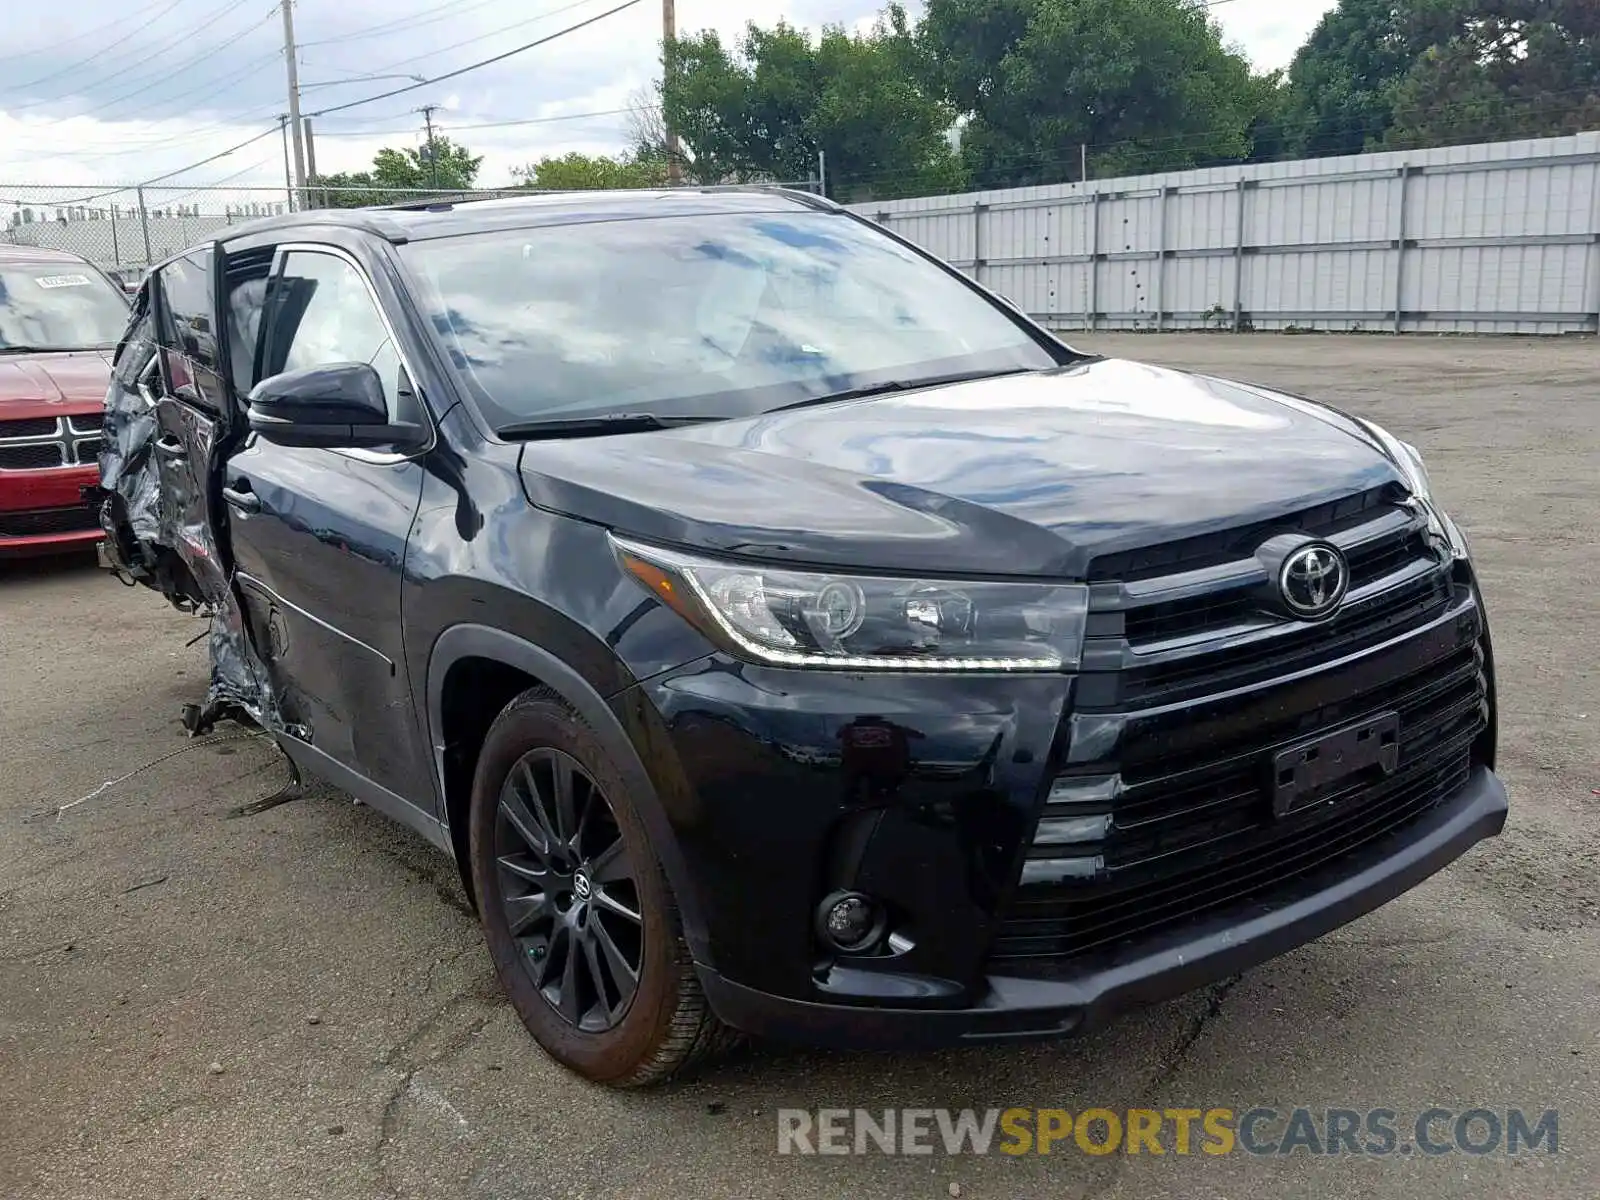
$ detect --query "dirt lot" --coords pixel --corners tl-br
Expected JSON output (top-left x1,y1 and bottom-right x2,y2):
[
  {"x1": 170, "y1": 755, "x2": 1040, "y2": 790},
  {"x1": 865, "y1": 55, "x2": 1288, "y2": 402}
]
[{"x1": 2, "y1": 333, "x2": 1595, "y2": 1200}]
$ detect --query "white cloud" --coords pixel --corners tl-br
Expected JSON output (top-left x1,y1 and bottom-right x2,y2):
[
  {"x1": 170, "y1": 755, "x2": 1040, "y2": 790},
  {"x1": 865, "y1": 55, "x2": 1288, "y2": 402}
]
[{"x1": 0, "y1": 0, "x2": 1335, "y2": 211}]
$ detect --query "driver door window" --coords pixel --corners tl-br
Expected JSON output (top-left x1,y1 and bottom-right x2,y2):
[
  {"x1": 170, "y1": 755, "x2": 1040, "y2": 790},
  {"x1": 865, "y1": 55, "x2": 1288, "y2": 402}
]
[{"x1": 260, "y1": 250, "x2": 407, "y2": 419}]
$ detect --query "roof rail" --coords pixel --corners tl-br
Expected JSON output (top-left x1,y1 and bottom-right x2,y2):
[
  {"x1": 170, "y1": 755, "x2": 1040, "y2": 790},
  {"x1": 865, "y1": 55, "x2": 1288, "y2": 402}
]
[{"x1": 687, "y1": 184, "x2": 840, "y2": 210}]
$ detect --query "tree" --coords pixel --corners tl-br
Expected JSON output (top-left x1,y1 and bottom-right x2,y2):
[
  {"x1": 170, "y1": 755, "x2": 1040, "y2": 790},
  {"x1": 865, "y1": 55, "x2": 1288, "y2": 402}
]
[
  {"x1": 1382, "y1": 1, "x2": 1600, "y2": 149},
  {"x1": 512, "y1": 151, "x2": 670, "y2": 190},
  {"x1": 919, "y1": 0, "x2": 1273, "y2": 186},
  {"x1": 663, "y1": 8, "x2": 966, "y2": 200},
  {"x1": 310, "y1": 136, "x2": 484, "y2": 207},
  {"x1": 624, "y1": 84, "x2": 671, "y2": 161},
  {"x1": 1284, "y1": 0, "x2": 1600, "y2": 157}
]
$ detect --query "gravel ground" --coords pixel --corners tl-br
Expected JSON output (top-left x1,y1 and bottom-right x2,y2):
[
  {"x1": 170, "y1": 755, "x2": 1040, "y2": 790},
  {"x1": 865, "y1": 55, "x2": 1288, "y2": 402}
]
[{"x1": 2, "y1": 333, "x2": 1595, "y2": 1200}]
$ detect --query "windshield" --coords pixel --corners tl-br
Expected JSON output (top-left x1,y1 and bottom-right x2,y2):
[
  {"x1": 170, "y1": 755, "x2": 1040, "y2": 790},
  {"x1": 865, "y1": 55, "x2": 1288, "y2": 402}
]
[
  {"x1": 398, "y1": 210, "x2": 1061, "y2": 427},
  {"x1": 0, "y1": 264, "x2": 130, "y2": 352}
]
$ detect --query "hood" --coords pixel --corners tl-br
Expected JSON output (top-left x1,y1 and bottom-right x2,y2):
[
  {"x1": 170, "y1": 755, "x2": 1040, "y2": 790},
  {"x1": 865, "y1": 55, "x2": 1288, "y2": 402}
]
[
  {"x1": 517, "y1": 357, "x2": 1407, "y2": 578},
  {"x1": 0, "y1": 351, "x2": 113, "y2": 421}
]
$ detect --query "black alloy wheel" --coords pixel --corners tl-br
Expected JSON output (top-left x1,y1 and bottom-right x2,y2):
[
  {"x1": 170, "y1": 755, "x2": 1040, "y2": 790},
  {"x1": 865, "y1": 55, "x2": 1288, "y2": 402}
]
[
  {"x1": 469, "y1": 687, "x2": 731, "y2": 1085},
  {"x1": 494, "y1": 748, "x2": 643, "y2": 1032}
]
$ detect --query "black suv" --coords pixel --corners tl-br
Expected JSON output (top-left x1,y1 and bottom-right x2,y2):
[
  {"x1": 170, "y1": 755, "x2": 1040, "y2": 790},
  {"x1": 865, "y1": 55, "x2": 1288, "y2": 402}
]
[{"x1": 96, "y1": 189, "x2": 1507, "y2": 1086}]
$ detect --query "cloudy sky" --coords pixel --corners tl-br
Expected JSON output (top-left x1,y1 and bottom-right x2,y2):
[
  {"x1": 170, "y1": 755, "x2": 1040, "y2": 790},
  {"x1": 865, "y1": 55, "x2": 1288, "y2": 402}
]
[{"x1": 0, "y1": 0, "x2": 1336, "y2": 206}]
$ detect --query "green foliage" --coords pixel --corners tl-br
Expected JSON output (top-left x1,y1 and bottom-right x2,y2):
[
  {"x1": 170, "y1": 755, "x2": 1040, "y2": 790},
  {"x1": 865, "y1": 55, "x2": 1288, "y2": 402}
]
[
  {"x1": 311, "y1": 136, "x2": 483, "y2": 208},
  {"x1": 663, "y1": 7, "x2": 966, "y2": 200},
  {"x1": 309, "y1": 0, "x2": 1600, "y2": 215},
  {"x1": 1285, "y1": 0, "x2": 1600, "y2": 155},
  {"x1": 918, "y1": 0, "x2": 1273, "y2": 185},
  {"x1": 1382, "y1": 1, "x2": 1600, "y2": 148},
  {"x1": 512, "y1": 151, "x2": 671, "y2": 190}
]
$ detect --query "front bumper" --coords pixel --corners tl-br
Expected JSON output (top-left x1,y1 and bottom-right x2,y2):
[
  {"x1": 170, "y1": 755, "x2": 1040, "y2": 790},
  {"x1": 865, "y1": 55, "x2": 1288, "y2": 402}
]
[
  {"x1": 699, "y1": 764, "x2": 1507, "y2": 1049},
  {"x1": 0, "y1": 465, "x2": 103, "y2": 555}
]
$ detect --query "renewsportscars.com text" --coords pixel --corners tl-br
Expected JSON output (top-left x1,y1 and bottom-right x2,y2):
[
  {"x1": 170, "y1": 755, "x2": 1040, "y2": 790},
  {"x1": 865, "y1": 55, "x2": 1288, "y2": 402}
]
[{"x1": 776, "y1": 1107, "x2": 1559, "y2": 1157}]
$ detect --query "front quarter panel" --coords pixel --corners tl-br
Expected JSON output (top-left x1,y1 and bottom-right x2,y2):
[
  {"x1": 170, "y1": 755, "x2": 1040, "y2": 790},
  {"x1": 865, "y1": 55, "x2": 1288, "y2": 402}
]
[
  {"x1": 404, "y1": 407, "x2": 718, "y2": 704},
  {"x1": 402, "y1": 405, "x2": 722, "y2": 947}
]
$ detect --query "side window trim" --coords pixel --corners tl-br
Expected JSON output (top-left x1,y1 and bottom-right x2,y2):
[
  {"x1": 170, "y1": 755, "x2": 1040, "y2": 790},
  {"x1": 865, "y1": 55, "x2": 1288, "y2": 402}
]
[
  {"x1": 254, "y1": 241, "x2": 434, "y2": 464},
  {"x1": 215, "y1": 244, "x2": 280, "y2": 409},
  {"x1": 152, "y1": 248, "x2": 229, "y2": 417}
]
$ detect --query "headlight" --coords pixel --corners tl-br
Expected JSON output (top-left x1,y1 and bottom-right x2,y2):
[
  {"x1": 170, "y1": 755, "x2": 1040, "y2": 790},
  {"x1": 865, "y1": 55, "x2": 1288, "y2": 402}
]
[
  {"x1": 614, "y1": 536, "x2": 1088, "y2": 671},
  {"x1": 1359, "y1": 418, "x2": 1469, "y2": 561}
]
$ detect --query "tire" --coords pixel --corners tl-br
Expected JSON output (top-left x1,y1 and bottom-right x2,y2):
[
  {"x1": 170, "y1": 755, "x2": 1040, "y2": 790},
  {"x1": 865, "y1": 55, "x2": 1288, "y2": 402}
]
[{"x1": 468, "y1": 686, "x2": 731, "y2": 1085}]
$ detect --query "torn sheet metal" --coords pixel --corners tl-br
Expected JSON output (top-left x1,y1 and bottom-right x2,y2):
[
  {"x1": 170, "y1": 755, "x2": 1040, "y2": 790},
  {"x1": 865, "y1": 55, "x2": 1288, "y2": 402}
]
[
  {"x1": 95, "y1": 286, "x2": 281, "y2": 732},
  {"x1": 97, "y1": 300, "x2": 166, "y2": 568}
]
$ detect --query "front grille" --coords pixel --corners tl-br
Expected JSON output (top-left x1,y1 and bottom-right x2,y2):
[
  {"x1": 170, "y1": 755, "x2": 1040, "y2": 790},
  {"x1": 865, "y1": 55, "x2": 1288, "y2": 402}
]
[
  {"x1": 992, "y1": 484, "x2": 1487, "y2": 972},
  {"x1": 994, "y1": 750, "x2": 1473, "y2": 967},
  {"x1": 0, "y1": 443, "x2": 64, "y2": 470},
  {"x1": 994, "y1": 638, "x2": 1487, "y2": 967},
  {"x1": 75, "y1": 437, "x2": 104, "y2": 463},
  {"x1": 1079, "y1": 490, "x2": 1453, "y2": 708},
  {"x1": 0, "y1": 417, "x2": 59, "y2": 438},
  {"x1": 1088, "y1": 486, "x2": 1396, "y2": 583},
  {"x1": 1108, "y1": 645, "x2": 1483, "y2": 865},
  {"x1": 1120, "y1": 530, "x2": 1430, "y2": 645},
  {"x1": 1121, "y1": 569, "x2": 1451, "y2": 703},
  {"x1": 0, "y1": 505, "x2": 102, "y2": 537},
  {"x1": 68, "y1": 414, "x2": 103, "y2": 435}
]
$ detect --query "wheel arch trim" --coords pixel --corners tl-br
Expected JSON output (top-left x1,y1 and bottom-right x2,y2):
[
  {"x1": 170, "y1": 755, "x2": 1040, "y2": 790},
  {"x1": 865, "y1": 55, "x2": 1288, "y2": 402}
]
[{"x1": 425, "y1": 623, "x2": 714, "y2": 965}]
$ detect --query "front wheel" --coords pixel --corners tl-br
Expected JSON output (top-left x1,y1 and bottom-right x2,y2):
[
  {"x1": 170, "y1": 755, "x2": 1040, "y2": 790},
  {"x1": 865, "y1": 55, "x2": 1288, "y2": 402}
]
[{"x1": 468, "y1": 687, "x2": 730, "y2": 1085}]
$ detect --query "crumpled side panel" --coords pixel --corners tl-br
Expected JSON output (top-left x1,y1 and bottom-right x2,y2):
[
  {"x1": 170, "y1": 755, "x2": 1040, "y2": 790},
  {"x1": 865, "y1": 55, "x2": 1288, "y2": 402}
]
[
  {"x1": 99, "y1": 336, "x2": 162, "y2": 549},
  {"x1": 156, "y1": 399, "x2": 281, "y2": 729},
  {"x1": 96, "y1": 285, "x2": 281, "y2": 732},
  {"x1": 97, "y1": 295, "x2": 166, "y2": 565}
]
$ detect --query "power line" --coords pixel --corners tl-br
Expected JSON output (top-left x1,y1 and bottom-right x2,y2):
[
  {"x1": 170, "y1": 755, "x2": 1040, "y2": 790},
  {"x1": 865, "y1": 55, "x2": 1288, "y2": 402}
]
[
  {"x1": 350, "y1": 0, "x2": 616, "y2": 76},
  {"x1": 0, "y1": 0, "x2": 188, "y2": 68},
  {"x1": 25, "y1": 124, "x2": 283, "y2": 205},
  {"x1": 157, "y1": 154, "x2": 277, "y2": 206},
  {"x1": 3, "y1": 0, "x2": 194, "y2": 92},
  {"x1": 313, "y1": 106, "x2": 642, "y2": 137},
  {"x1": 298, "y1": 0, "x2": 522, "y2": 49},
  {"x1": 3, "y1": 109, "x2": 284, "y2": 158},
  {"x1": 136, "y1": 125, "x2": 279, "y2": 187},
  {"x1": 63, "y1": 29, "x2": 282, "y2": 127},
  {"x1": 304, "y1": 0, "x2": 647, "y2": 118},
  {"x1": 8, "y1": 0, "x2": 255, "y2": 113}
]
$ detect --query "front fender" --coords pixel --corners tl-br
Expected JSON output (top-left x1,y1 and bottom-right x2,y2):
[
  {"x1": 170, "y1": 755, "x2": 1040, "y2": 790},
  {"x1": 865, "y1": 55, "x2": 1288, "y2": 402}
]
[{"x1": 425, "y1": 623, "x2": 715, "y2": 965}]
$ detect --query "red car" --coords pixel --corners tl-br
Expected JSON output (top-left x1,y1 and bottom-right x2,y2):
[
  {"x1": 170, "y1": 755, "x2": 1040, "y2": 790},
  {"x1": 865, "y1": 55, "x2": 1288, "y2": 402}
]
[{"x1": 0, "y1": 245, "x2": 130, "y2": 556}]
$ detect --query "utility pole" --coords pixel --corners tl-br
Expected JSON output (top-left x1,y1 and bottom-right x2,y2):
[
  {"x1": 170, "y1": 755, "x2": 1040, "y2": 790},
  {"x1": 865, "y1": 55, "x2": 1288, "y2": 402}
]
[
  {"x1": 302, "y1": 117, "x2": 319, "y2": 208},
  {"x1": 416, "y1": 104, "x2": 441, "y2": 189},
  {"x1": 278, "y1": 114, "x2": 293, "y2": 208},
  {"x1": 280, "y1": 0, "x2": 307, "y2": 208},
  {"x1": 662, "y1": 0, "x2": 682, "y2": 185}
]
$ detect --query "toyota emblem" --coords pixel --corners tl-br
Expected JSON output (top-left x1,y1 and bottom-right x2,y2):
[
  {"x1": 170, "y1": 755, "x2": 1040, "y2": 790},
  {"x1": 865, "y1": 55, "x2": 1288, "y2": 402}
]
[{"x1": 1279, "y1": 542, "x2": 1349, "y2": 619}]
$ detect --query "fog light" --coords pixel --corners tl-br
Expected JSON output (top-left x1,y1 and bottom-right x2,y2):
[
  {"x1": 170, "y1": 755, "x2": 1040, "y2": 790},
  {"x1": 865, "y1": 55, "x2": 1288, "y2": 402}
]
[{"x1": 815, "y1": 890, "x2": 886, "y2": 953}]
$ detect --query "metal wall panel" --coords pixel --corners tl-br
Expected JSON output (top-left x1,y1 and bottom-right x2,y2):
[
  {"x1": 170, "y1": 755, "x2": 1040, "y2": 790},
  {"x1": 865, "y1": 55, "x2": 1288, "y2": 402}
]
[{"x1": 858, "y1": 132, "x2": 1600, "y2": 336}]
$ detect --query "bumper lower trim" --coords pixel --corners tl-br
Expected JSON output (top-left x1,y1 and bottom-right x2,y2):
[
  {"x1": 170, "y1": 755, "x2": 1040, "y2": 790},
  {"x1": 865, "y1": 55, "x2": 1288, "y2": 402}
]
[{"x1": 699, "y1": 765, "x2": 1507, "y2": 1051}]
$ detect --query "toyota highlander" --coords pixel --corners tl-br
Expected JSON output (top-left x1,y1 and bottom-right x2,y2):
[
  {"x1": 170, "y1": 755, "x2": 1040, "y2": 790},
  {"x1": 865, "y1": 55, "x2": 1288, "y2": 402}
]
[{"x1": 93, "y1": 188, "x2": 1507, "y2": 1086}]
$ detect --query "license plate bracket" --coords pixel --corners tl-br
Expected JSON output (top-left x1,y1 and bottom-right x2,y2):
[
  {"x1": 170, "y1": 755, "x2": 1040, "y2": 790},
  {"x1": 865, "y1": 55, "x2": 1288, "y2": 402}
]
[{"x1": 1270, "y1": 711, "x2": 1400, "y2": 817}]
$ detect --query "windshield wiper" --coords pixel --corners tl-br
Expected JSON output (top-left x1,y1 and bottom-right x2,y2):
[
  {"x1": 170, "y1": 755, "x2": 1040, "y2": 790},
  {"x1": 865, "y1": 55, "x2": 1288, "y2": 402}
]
[
  {"x1": 496, "y1": 412, "x2": 726, "y2": 441},
  {"x1": 765, "y1": 367, "x2": 1040, "y2": 415}
]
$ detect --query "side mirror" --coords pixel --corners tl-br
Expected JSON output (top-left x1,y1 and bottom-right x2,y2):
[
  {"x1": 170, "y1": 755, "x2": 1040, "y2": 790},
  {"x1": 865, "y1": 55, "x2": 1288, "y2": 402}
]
[{"x1": 247, "y1": 363, "x2": 423, "y2": 450}]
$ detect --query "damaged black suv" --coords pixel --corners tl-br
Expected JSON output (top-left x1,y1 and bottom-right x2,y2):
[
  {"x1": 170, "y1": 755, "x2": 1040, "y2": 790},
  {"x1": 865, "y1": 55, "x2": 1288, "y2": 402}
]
[{"x1": 96, "y1": 189, "x2": 1507, "y2": 1086}]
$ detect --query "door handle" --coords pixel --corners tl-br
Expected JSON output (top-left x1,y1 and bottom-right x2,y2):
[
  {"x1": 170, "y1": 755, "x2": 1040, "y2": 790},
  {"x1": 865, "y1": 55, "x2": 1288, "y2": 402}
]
[{"x1": 222, "y1": 480, "x2": 260, "y2": 514}]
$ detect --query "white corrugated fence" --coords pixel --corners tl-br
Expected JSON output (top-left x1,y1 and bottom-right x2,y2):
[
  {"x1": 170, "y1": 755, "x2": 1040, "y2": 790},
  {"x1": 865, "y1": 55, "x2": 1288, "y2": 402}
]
[{"x1": 849, "y1": 132, "x2": 1600, "y2": 336}]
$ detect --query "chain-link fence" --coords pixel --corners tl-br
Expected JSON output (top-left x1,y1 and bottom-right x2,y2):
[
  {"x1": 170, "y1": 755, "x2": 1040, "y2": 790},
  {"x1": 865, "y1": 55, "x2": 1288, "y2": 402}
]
[{"x1": 0, "y1": 179, "x2": 825, "y2": 276}]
